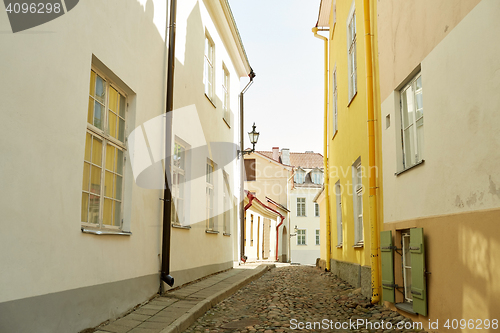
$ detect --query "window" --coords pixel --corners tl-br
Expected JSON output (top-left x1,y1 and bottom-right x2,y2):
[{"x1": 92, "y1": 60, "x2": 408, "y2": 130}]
[
  {"x1": 294, "y1": 170, "x2": 305, "y2": 184},
  {"x1": 223, "y1": 171, "x2": 231, "y2": 235},
  {"x1": 297, "y1": 229, "x2": 306, "y2": 245},
  {"x1": 315, "y1": 229, "x2": 320, "y2": 245},
  {"x1": 206, "y1": 160, "x2": 216, "y2": 231},
  {"x1": 250, "y1": 214, "x2": 254, "y2": 246},
  {"x1": 335, "y1": 181, "x2": 343, "y2": 246},
  {"x1": 380, "y1": 228, "x2": 427, "y2": 316},
  {"x1": 400, "y1": 73, "x2": 424, "y2": 168},
  {"x1": 311, "y1": 171, "x2": 323, "y2": 185},
  {"x1": 172, "y1": 142, "x2": 185, "y2": 225},
  {"x1": 315, "y1": 203, "x2": 320, "y2": 217},
  {"x1": 347, "y1": 3, "x2": 357, "y2": 103},
  {"x1": 333, "y1": 65, "x2": 338, "y2": 134},
  {"x1": 222, "y1": 64, "x2": 230, "y2": 126},
  {"x1": 244, "y1": 159, "x2": 256, "y2": 181},
  {"x1": 297, "y1": 197, "x2": 306, "y2": 217},
  {"x1": 402, "y1": 231, "x2": 413, "y2": 303},
  {"x1": 352, "y1": 161, "x2": 363, "y2": 244},
  {"x1": 204, "y1": 34, "x2": 215, "y2": 102},
  {"x1": 82, "y1": 69, "x2": 126, "y2": 229}
]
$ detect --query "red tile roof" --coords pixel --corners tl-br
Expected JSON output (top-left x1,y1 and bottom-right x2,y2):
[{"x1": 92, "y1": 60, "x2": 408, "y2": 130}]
[{"x1": 256, "y1": 150, "x2": 323, "y2": 168}]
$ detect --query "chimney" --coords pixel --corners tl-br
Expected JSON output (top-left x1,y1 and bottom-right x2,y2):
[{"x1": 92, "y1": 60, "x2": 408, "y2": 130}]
[
  {"x1": 281, "y1": 148, "x2": 290, "y2": 165},
  {"x1": 272, "y1": 147, "x2": 279, "y2": 161}
]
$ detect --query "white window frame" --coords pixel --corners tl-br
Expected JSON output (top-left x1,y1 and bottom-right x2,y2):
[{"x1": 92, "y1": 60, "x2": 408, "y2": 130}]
[
  {"x1": 206, "y1": 160, "x2": 217, "y2": 231},
  {"x1": 297, "y1": 197, "x2": 306, "y2": 217},
  {"x1": 402, "y1": 231, "x2": 413, "y2": 303},
  {"x1": 400, "y1": 72, "x2": 424, "y2": 169},
  {"x1": 333, "y1": 65, "x2": 338, "y2": 135},
  {"x1": 315, "y1": 229, "x2": 320, "y2": 245},
  {"x1": 346, "y1": 2, "x2": 357, "y2": 104},
  {"x1": 204, "y1": 33, "x2": 215, "y2": 103},
  {"x1": 172, "y1": 141, "x2": 186, "y2": 226},
  {"x1": 82, "y1": 68, "x2": 127, "y2": 231},
  {"x1": 222, "y1": 64, "x2": 230, "y2": 127},
  {"x1": 312, "y1": 171, "x2": 323, "y2": 185},
  {"x1": 352, "y1": 160, "x2": 363, "y2": 245},
  {"x1": 294, "y1": 170, "x2": 305, "y2": 184},
  {"x1": 297, "y1": 229, "x2": 306, "y2": 245},
  {"x1": 314, "y1": 202, "x2": 320, "y2": 217},
  {"x1": 335, "y1": 181, "x2": 343, "y2": 246}
]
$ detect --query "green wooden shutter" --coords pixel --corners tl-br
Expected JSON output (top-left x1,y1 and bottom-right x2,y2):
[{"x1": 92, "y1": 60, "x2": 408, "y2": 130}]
[
  {"x1": 380, "y1": 230, "x2": 395, "y2": 303},
  {"x1": 410, "y1": 228, "x2": 427, "y2": 316}
]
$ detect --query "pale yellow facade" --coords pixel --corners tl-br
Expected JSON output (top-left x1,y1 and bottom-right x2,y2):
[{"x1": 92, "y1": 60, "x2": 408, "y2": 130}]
[{"x1": 378, "y1": 0, "x2": 500, "y2": 327}]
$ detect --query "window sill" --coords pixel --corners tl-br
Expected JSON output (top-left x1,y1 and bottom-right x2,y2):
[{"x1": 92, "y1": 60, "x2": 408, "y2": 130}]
[
  {"x1": 347, "y1": 91, "x2": 357, "y2": 107},
  {"x1": 205, "y1": 230, "x2": 219, "y2": 234},
  {"x1": 395, "y1": 302, "x2": 416, "y2": 315},
  {"x1": 223, "y1": 115, "x2": 231, "y2": 128},
  {"x1": 205, "y1": 93, "x2": 216, "y2": 108},
  {"x1": 223, "y1": 233, "x2": 231, "y2": 236},
  {"x1": 297, "y1": 244, "x2": 308, "y2": 246},
  {"x1": 353, "y1": 242, "x2": 364, "y2": 248},
  {"x1": 395, "y1": 159, "x2": 425, "y2": 176},
  {"x1": 172, "y1": 224, "x2": 191, "y2": 230},
  {"x1": 81, "y1": 227, "x2": 132, "y2": 236},
  {"x1": 336, "y1": 244, "x2": 343, "y2": 248},
  {"x1": 332, "y1": 129, "x2": 338, "y2": 141}
]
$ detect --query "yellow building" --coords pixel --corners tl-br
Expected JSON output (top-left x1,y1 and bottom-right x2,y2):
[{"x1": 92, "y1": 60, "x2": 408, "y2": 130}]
[{"x1": 313, "y1": 0, "x2": 383, "y2": 301}]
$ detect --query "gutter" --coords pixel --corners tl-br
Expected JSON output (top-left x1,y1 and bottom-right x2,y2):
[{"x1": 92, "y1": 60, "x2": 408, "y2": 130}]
[
  {"x1": 239, "y1": 70, "x2": 256, "y2": 263},
  {"x1": 160, "y1": 0, "x2": 177, "y2": 289},
  {"x1": 363, "y1": 0, "x2": 381, "y2": 304},
  {"x1": 312, "y1": 26, "x2": 332, "y2": 272}
]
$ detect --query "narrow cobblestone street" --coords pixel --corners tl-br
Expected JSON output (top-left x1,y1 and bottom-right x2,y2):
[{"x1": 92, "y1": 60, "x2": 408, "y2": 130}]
[{"x1": 183, "y1": 266, "x2": 427, "y2": 333}]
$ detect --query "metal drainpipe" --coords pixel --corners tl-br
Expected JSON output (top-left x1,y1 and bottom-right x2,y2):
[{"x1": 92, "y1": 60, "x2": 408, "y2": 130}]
[
  {"x1": 363, "y1": 0, "x2": 381, "y2": 304},
  {"x1": 312, "y1": 26, "x2": 332, "y2": 272},
  {"x1": 239, "y1": 70, "x2": 255, "y2": 263},
  {"x1": 160, "y1": 0, "x2": 177, "y2": 289}
]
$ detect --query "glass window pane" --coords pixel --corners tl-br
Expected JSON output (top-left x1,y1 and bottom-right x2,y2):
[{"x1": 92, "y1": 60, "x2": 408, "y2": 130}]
[
  {"x1": 95, "y1": 75, "x2": 105, "y2": 103},
  {"x1": 404, "y1": 126, "x2": 415, "y2": 166},
  {"x1": 416, "y1": 76, "x2": 422, "y2": 90},
  {"x1": 118, "y1": 118, "x2": 125, "y2": 142},
  {"x1": 115, "y1": 175, "x2": 122, "y2": 200},
  {"x1": 94, "y1": 101, "x2": 103, "y2": 129},
  {"x1": 84, "y1": 132, "x2": 92, "y2": 162},
  {"x1": 90, "y1": 165, "x2": 102, "y2": 195},
  {"x1": 91, "y1": 137, "x2": 102, "y2": 166},
  {"x1": 116, "y1": 149, "x2": 124, "y2": 175},
  {"x1": 103, "y1": 198, "x2": 113, "y2": 225},
  {"x1": 109, "y1": 87, "x2": 118, "y2": 112},
  {"x1": 89, "y1": 194, "x2": 100, "y2": 224},
  {"x1": 106, "y1": 144, "x2": 115, "y2": 171},
  {"x1": 401, "y1": 88, "x2": 409, "y2": 128},
  {"x1": 416, "y1": 117, "x2": 424, "y2": 160},
  {"x1": 108, "y1": 111, "x2": 117, "y2": 139},
  {"x1": 81, "y1": 192, "x2": 89, "y2": 222},
  {"x1": 119, "y1": 94, "x2": 126, "y2": 118},
  {"x1": 415, "y1": 91, "x2": 423, "y2": 119},
  {"x1": 105, "y1": 171, "x2": 114, "y2": 198},
  {"x1": 114, "y1": 201, "x2": 121, "y2": 226},
  {"x1": 89, "y1": 71, "x2": 96, "y2": 97},
  {"x1": 82, "y1": 162, "x2": 90, "y2": 191},
  {"x1": 87, "y1": 97, "x2": 94, "y2": 124}
]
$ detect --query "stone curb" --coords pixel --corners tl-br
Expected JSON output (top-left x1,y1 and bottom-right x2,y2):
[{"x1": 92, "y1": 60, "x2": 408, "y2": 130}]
[{"x1": 160, "y1": 264, "x2": 275, "y2": 333}]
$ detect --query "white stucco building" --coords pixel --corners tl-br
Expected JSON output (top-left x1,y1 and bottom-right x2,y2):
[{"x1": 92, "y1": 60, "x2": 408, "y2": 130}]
[{"x1": 0, "y1": 0, "x2": 251, "y2": 332}]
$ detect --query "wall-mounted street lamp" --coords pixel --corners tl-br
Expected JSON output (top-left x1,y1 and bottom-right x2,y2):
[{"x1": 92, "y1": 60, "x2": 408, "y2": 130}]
[
  {"x1": 290, "y1": 225, "x2": 298, "y2": 237},
  {"x1": 238, "y1": 122, "x2": 260, "y2": 156}
]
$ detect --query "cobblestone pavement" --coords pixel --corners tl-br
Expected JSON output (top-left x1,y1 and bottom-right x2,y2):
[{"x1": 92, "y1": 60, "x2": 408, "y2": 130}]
[{"x1": 183, "y1": 266, "x2": 427, "y2": 333}]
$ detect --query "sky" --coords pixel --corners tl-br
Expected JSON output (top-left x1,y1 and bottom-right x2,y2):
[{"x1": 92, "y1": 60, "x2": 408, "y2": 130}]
[{"x1": 229, "y1": 0, "x2": 324, "y2": 155}]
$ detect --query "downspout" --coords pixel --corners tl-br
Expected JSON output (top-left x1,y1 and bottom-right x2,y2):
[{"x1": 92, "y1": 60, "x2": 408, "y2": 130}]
[
  {"x1": 239, "y1": 70, "x2": 256, "y2": 262},
  {"x1": 275, "y1": 215, "x2": 285, "y2": 261},
  {"x1": 160, "y1": 0, "x2": 177, "y2": 288},
  {"x1": 312, "y1": 27, "x2": 332, "y2": 272},
  {"x1": 363, "y1": 0, "x2": 380, "y2": 304}
]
